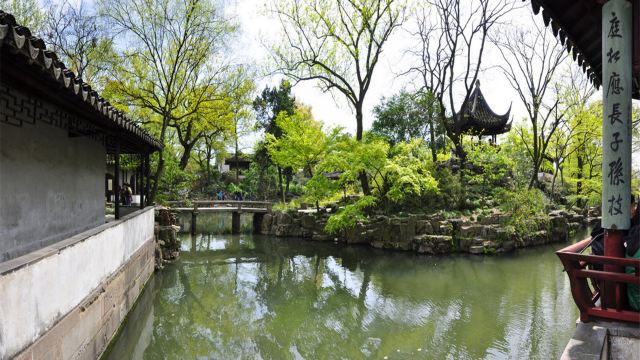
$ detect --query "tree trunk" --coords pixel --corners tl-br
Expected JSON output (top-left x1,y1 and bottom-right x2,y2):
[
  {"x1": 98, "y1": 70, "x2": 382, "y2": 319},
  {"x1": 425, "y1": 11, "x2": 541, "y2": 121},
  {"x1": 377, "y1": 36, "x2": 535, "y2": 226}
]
[
  {"x1": 235, "y1": 138, "x2": 240, "y2": 183},
  {"x1": 150, "y1": 115, "x2": 170, "y2": 203},
  {"x1": 277, "y1": 167, "x2": 284, "y2": 203},
  {"x1": 179, "y1": 142, "x2": 194, "y2": 170},
  {"x1": 429, "y1": 118, "x2": 437, "y2": 162},
  {"x1": 355, "y1": 105, "x2": 371, "y2": 195},
  {"x1": 576, "y1": 153, "x2": 584, "y2": 208}
]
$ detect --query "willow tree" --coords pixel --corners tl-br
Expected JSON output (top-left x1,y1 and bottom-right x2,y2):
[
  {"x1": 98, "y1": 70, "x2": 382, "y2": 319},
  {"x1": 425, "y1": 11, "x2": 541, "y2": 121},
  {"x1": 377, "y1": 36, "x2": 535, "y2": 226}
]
[
  {"x1": 100, "y1": 0, "x2": 234, "y2": 201},
  {"x1": 270, "y1": 0, "x2": 405, "y2": 194}
]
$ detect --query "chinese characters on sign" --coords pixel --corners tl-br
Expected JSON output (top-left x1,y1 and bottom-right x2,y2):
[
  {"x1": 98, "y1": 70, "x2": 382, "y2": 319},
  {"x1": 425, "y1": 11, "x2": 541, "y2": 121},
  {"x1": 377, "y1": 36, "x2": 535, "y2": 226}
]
[{"x1": 601, "y1": 1, "x2": 632, "y2": 230}]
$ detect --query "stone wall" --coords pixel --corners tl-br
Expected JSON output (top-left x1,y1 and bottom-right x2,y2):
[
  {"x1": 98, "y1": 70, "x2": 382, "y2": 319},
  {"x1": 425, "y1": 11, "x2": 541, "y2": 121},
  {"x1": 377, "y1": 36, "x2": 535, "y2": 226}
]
[
  {"x1": 0, "y1": 84, "x2": 106, "y2": 262},
  {"x1": 261, "y1": 209, "x2": 590, "y2": 255},
  {"x1": 0, "y1": 207, "x2": 155, "y2": 360}
]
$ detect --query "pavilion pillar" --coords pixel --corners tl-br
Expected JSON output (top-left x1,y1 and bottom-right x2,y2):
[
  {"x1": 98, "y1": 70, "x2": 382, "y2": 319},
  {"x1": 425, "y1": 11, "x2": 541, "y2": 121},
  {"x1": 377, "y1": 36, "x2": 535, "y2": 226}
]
[
  {"x1": 139, "y1": 153, "x2": 145, "y2": 209},
  {"x1": 145, "y1": 153, "x2": 151, "y2": 206},
  {"x1": 601, "y1": 0, "x2": 632, "y2": 309},
  {"x1": 114, "y1": 139, "x2": 121, "y2": 220}
]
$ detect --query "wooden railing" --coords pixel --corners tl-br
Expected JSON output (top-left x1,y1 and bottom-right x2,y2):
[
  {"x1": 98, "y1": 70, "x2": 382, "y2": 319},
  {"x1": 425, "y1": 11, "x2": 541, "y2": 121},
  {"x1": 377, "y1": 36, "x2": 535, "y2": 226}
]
[{"x1": 556, "y1": 238, "x2": 640, "y2": 323}]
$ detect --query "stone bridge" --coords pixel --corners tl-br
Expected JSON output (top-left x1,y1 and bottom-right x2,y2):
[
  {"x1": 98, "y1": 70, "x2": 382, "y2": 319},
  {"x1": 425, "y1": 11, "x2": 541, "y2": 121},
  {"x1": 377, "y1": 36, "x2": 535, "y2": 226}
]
[{"x1": 166, "y1": 200, "x2": 273, "y2": 234}]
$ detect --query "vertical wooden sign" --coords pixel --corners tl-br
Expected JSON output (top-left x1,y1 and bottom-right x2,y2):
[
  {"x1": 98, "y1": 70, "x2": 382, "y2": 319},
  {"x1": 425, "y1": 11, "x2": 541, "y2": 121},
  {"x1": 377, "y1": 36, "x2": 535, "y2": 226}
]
[{"x1": 602, "y1": 0, "x2": 632, "y2": 230}]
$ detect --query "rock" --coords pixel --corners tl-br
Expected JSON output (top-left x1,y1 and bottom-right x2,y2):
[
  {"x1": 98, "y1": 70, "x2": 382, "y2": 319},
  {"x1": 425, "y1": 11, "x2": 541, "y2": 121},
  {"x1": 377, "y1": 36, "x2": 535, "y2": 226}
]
[
  {"x1": 301, "y1": 215, "x2": 316, "y2": 229},
  {"x1": 469, "y1": 245, "x2": 484, "y2": 255},
  {"x1": 416, "y1": 220, "x2": 433, "y2": 235},
  {"x1": 413, "y1": 235, "x2": 453, "y2": 254},
  {"x1": 277, "y1": 212, "x2": 293, "y2": 225},
  {"x1": 568, "y1": 222, "x2": 582, "y2": 232},
  {"x1": 483, "y1": 240, "x2": 497, "y2": 254},
  {"x1": 502, "y1": 240, "x2": 515, "y2": 251},
  {"x1": 312, "y1": 233, "x2": 332, "y2": 241},
  {"x1": 460, "y1": 224, "x2": 486, "y2": 238}
]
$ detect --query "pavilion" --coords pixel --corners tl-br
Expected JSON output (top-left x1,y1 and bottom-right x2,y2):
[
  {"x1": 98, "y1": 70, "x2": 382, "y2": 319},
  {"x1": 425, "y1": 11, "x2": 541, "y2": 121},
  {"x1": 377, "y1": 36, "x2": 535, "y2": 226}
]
[{"x1": 450, "y1": 80, "x2": 512, "y2": 143}]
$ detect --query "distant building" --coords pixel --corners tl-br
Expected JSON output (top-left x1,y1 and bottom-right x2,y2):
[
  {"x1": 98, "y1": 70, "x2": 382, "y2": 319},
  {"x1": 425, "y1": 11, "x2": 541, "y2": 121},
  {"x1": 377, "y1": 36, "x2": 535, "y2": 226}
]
[
  {"x1": 224, "y1": 154, "x2": 253, "y2": 172},
  {"x1": 449, "y1": 80, "x2": 512, "y2": 143},
  {"x1": 0, "y1": 11, "x2": 161, "y2": 360}
]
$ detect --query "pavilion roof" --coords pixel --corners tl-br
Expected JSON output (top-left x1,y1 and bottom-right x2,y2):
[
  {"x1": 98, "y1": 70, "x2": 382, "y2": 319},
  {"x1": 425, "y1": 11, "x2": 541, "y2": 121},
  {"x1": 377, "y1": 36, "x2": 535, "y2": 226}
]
[
  {"x1": 452, "y1": 81, "x2": 512, "y2": 136},
  {"x1": 0, "y1": 11, "x2": 162, "y2": 154},
  {"x1": 525, "y1": 0, "x2": 640, "y2": 99}
]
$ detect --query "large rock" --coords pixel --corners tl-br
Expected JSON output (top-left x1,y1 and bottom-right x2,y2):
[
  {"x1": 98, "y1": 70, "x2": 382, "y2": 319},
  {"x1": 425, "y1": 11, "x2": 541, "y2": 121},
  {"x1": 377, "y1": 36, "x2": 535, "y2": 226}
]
[
  {"x1": 412, "y1": 235, "x2": 453, "y2": 254},
  {"x1": 261, "y1": 213, "x2": 273, "y2": 234},
  {"x1": 460, "y1": 224, "x2": 487, "y2": 238},
  {"x1": 416, "y1": 220, "x2": 434, "y2": 235},
  {"x1": 301, "y1": 215, "x2": 316, "y2": 229},
  {"x1": 468, "y1": 245, "x2": 484, "y2": 255}
]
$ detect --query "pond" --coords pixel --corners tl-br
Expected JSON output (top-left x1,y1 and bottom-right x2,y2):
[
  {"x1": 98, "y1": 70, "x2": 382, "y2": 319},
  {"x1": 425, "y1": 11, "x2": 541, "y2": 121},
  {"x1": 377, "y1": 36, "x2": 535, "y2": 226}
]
[{"x1": 105, "y1": 214, "x2": 585, "y2": 359}]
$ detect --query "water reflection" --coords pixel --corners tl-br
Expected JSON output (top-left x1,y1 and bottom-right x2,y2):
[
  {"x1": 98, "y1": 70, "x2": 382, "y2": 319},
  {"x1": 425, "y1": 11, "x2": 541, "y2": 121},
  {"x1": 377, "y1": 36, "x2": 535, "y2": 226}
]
[{"x1": 106, "y1": 232, "x2": 583, "y2": 359}]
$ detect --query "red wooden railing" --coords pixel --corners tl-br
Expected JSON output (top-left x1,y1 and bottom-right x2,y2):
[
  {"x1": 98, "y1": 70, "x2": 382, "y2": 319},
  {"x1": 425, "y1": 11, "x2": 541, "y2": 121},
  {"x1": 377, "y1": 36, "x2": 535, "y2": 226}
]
[{"x1": 557, "y1": 239, "x2": 640, "y2": 323}]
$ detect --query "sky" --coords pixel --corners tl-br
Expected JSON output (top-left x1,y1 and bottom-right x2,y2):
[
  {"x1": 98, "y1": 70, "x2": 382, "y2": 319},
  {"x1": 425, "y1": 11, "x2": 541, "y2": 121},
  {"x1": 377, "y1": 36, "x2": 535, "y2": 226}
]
[
  {"x1": 33, "y1": 0, "x2": 640, "y2": 170},
  {"x1": 227, "y1": 1, "x2": 567, "y2": 134}
]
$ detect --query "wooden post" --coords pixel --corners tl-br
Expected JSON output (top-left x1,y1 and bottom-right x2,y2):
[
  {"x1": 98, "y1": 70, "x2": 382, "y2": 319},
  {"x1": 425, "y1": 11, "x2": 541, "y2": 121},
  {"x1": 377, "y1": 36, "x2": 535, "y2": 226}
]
[
  {"x1": 145, "y1": 153, "x2": 151, "y2": 206},
  {"x1": 191, "y1": 210, "x2": 198, "y2": 235},
  {"x1": 114, "y1": 139, "x2": 121, "y2": 220},
  {"x1": 232, "y1": 212, "x2": 241, "y2": 234},
  {"x1": 139, "y1": 153, "x2": 145, "y2": 209},
  {"x1": 601, "y1": 0, "x2": 632, "y2": 309}
]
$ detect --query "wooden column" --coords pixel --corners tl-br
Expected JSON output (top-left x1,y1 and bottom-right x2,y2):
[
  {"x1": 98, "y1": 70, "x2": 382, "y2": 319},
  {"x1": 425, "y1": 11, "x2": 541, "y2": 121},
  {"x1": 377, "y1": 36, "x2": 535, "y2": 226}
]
[
  {"x1": 601, "y1": 0, "x2": 632, "y2": 309},
  {"x1": 145, "y1": 153, "x2": 151, "y2": 206},
  {"x1": 114, "y1": 139, "x2": 121, "y2": 220},
  {"x1": 139, "y1": 153, "x2": 145, "y2": 209}
]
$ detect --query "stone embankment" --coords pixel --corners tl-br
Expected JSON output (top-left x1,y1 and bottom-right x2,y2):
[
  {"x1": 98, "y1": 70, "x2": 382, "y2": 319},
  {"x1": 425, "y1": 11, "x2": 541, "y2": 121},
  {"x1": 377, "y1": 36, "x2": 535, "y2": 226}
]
[
  {"x1": 154, "y1": 207, "x2": 181, "y2": 269},
  {"x1": 261, "y1": 208, "x2": 597, "y2": 255}
]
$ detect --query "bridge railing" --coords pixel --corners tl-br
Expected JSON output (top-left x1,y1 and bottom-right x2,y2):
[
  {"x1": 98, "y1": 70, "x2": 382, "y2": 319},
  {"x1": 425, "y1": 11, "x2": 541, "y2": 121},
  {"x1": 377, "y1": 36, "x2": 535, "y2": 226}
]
[
  {"x1": 557, "y1": 238, "x2": 640, "y2": 323},
  {"x1": 165, "y1": 200, "x2": 273, "y2": 212}
]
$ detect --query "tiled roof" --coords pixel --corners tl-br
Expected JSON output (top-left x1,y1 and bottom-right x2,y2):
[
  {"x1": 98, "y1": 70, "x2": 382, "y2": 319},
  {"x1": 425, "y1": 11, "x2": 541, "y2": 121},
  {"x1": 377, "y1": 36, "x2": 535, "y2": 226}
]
[
  {"x1": 0, "y1": 10, "x2": 163, "y2": 151},
  {"x1": 452, "y1": 82, "x2": 512, "y2": 136},
  {"x1": 525, "y1": 0, "x2": 640, "y2": 100}
]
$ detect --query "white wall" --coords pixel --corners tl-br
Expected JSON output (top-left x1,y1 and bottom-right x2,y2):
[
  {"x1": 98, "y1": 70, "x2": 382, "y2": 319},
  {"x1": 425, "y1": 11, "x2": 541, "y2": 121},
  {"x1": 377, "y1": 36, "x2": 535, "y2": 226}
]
[
  {"x1": 0, "y1": 106, "x2": 105, "y2": 261},
  {"x1": 0, "y1": 207, "x2": 154, "y2": 359}
]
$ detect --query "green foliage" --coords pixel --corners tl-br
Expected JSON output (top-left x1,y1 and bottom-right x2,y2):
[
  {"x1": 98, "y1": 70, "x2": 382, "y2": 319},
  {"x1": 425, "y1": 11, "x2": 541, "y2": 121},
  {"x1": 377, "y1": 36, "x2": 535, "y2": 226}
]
[
  {"x1": 496, "y1": 187, "x2": 549, "y2": 235},
  {"x1": 155, "y1": 146, "x2": 195, "y2": 203},
  {"x1": 324, "y1": 196, "x2": 377, "y2": 234},
  {"x1": 243, "y1": 144, "x2": 280, "y2": 201},
  {"x1": 382, "y1": 140, "x2": 439, "y2": 205},
  {"x1": 463, "y1": 139, "x2": 514, "y2": 196},
  {"x1": 253, "y1": 79, "x2": 296, "y2": 137},
  {"x1": 501, "y1": 125, "x2": 534, "y2": 188},
  {"x1": 265, "y1": 105, "x2": 333, "y2": 177},
  {"x1": 371, "y1": 89, "x2": 444, "y2": 147},
  {"x1": 4, "y1": 0, "x2": 46, "y2": 31}
]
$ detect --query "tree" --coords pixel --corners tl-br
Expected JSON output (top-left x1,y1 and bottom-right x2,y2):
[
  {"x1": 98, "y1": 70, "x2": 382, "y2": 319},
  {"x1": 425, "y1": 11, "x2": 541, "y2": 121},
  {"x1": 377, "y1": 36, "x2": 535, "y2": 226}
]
[
  {"x1": 371, "y1": 89, "x2": 443, "y2": 159},
  {"x1": 406, "y1": 0, "x2": 513, "y2": 159},
  {"x1": 3, "y1": 0, "x2": 46, "y2": 32},
  {"x1": 44, "y1": 0, "x2": 114, "y2": 89},
  {"x1": 546, "y1": 69, "x2": 596, "y2": 200},
  {"x1": 253, "y1": 79, "x2": 297, "y2": 198},
  {"x1": 100, "y1": 0, "x2": 235, "y2": 201},
  {"x1": 265, "y1": 105, "x2": 338, "y2": 202},
  {"x1": 494, "y1": 21, "x2": 568, "y2": 189},
  {"x1": 270, "y1": 0, "x2": 405, "y2": 194},
  {"x1": 226, "y1": 68, "x2": 256, "y2": 183}
]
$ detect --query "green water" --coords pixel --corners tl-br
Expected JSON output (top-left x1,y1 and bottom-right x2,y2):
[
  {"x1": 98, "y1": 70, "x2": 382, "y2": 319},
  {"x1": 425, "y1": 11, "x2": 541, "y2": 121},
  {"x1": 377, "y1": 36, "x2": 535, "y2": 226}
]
[{"x1": 105, "y1": 228, "x2": 584, "y2": 360}]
